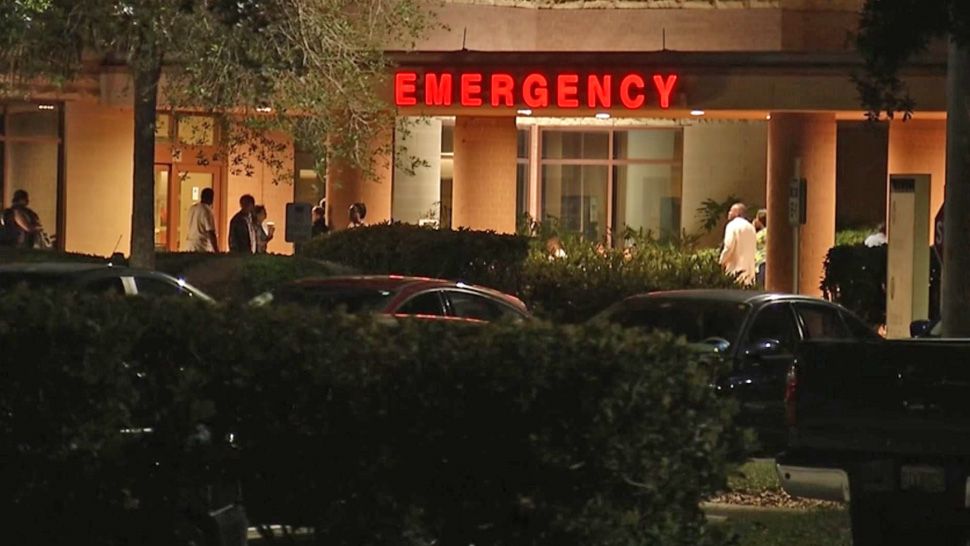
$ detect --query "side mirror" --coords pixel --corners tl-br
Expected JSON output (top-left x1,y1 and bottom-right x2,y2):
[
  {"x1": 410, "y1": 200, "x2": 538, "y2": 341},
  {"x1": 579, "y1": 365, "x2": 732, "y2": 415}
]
[
  {"x1": 744, "y1": 338, "x2": 783, "y2": 358},
  {"x1": 910, "y1": 320, "x2": 933, "y2": 338}
]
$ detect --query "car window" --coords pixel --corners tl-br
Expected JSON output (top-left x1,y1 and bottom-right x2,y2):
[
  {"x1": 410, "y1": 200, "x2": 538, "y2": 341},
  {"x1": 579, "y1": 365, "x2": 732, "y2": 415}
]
[
  {"x1": 796, "y1": 304, "x2": 852, "y2": 340},
  {"x1": 446, "y1": 291, "x2": 522, "y2": 322},
  {"x1": 746, "y1": 303, "x2": 798, "y2": 350},
  {"x1": 600, "y1": 298, "x2": 749, "y2": 347},
  {"x1": 397, "y1": 291, "x2": 446, "y2": 316},
  {"x1": 273, "y1": 285, "x2": 394, "y2": 313},
  {"x1": 841, "y1": 311, "x2": 878, "y2": 339},
  {"x1": 135, "y1": 276, "x2": 186, "y2": 298},
  {"x1": 84, "y1": 277, "x2": 127, "y2": 296}
]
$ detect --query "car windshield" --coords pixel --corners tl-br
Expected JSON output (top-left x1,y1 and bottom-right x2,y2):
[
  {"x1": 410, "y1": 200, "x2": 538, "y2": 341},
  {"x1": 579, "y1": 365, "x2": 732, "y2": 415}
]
[
  {"x1": 600, "y1": 298, "x2": 750, "y2": 346},
  {"x1": 272, "y1": 285, "x2": 395, "y2": 313}
]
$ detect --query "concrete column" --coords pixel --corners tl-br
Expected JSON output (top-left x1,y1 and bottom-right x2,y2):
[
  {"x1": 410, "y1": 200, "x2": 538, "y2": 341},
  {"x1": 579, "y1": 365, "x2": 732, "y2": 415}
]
[
  {"x1": 452, "y1": 116, "x2": 517, "y2": 233},
  {"x1": 888, "y1": 119, "x2": 947, "y2": 241},
  {"x1": 766, "y1": 113, "x2": 837, "y2": 295},
  {"x1": 326, "y1": 129, "x2": 393, "y2": 230}
]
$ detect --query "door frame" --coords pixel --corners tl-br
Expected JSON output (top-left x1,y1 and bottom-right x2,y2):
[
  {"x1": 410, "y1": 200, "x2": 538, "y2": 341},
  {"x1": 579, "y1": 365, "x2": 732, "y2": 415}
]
[{"x1": 155, "y1": 162, "x2": 224, "y2": 251}]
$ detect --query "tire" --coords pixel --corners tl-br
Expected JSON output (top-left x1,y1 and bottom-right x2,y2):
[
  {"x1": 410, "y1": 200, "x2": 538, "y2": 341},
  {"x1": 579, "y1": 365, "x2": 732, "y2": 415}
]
[{"x1": 851, "y1": 496, "x2": 967, "y2": 546}]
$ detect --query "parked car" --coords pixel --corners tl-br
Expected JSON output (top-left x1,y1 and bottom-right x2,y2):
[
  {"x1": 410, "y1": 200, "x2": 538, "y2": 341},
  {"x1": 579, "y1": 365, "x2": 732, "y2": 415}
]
[
  {"x1": 0, "y1": 262, "x2": 214, "y2": 302},
  {"x1": 593, "y1": 290, "x2": 879, "y2": 451},
  {"x1": 251, "y1": 275, "x2": 531, "y2": 322},
  {"x1": 777, "y1": 328, "x2": 970, "y2": 545}
]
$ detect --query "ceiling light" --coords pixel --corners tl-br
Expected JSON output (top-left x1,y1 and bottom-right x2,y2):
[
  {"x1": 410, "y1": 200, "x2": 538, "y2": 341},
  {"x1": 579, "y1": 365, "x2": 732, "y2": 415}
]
[
  {"x1": 690, "y1": 110, "x2": 705, "y2": 116},
  {"x1": 594, "y1": 112, "x2": 611, "y2": 120},
  {"x1": 516, "y1": 109, "x2": 533, "y2": 116},
  {"x1": 766, "y1": 114, "x2": 772, "y2": 120},
  {"x1": 37, "y1": 104, "x2": 55, "y2": 111},
  {"x1": 255, "y1": 106, "x2": 273, "y2": 113}
]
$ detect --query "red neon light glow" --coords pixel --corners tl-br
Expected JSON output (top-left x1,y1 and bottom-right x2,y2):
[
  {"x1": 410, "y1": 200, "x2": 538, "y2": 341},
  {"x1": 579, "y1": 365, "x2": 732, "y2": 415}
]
[
  {"x1": 652, "y1": 74, "x2": 678, "y2": 109},
  {"x1": 619, "y1": 74, "x2": 646, "y2": 109},
  {"x1": 491, "y1": 74, "x2": 515, "y2": 107},
  {"x1": 587, "y1": 75, "x2": 612, "y2": 108},
  {"x1": 556, "y1": 74, "x2": 580, "y2": 108},
  {"x1": 460, "y1": 73, "x2": 483, "y2": 106},
  {"x1": 522, "y1": 73, "x2": 549, "y2": 108},
  {"x1": 425, "y1": 73, "x2": 453, "y2": 106},
  {"x1": 394, "y1": 72, "x2": 418, "y2": 106}
]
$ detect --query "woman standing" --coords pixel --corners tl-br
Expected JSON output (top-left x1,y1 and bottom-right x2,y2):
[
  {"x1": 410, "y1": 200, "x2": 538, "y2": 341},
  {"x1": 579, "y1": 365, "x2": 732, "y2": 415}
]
[{"x1": 253, "y1": 205, "x2": 275, "y2": 254}]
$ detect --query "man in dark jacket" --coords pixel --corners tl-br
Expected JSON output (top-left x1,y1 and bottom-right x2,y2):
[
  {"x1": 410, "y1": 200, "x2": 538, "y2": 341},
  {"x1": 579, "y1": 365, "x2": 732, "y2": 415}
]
[{"x1": 228, "y1": 194, "x2": 256, "y2": 253}]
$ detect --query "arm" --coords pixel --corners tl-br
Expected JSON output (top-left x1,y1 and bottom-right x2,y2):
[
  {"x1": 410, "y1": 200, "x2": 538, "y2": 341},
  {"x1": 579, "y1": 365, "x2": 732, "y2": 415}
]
[{"x1": 719, "y1": 223, "x2": 737, "y2": 265}]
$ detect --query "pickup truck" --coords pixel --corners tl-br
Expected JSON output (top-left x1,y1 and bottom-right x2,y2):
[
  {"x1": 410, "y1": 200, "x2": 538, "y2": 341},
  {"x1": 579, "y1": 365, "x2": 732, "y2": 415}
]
[{"x1": 778, "y1": 338, "x2": 970, "y2": 546}]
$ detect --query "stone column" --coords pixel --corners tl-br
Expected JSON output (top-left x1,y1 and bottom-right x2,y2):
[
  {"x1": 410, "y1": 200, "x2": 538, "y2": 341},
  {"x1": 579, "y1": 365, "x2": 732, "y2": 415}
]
[
  {"x1": 326, "y1": 129, "x2": 393, "y2": 230},
  {"x1": 452, "y1": 116, "x2": 517, "y2": 233},
  {"x1": 766, "y1": 113, "x2": 837, "y2": 295}
]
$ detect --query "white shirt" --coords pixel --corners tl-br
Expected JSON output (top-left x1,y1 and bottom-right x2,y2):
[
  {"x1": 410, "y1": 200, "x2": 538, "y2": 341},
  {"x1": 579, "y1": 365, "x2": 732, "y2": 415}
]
[
  {"x1": 864, "y1": 232, "x2": 887, "y2": 247},
  {"x1": 185, "y1": 202, "x2": 216, "y2": 252},
  {"x1": 720, "y1": 217, "x2": 758, "y2": 285}
]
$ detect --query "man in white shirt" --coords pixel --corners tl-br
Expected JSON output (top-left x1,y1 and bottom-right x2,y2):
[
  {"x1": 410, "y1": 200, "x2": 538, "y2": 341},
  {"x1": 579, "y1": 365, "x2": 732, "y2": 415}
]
[
  {"x1": 719, "y1": 202, "x2": 757, "y2": 285},
  {"x1": 864, "y1": 223, "x2": 888, "y2": 247},
  {"x1": 185, "y1": 188, "x2": 218, "y2": 252}
]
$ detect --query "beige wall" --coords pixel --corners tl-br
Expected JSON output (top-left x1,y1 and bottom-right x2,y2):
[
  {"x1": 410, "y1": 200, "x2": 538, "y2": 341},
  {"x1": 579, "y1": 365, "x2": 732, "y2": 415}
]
[
  {"x1": 326, "y1": 130, "x2": 394, "y2": 230},
  {"x1": 681, "y1": 121, "x2": 768, "y2": 246},
  {"x1": 64, "y1": 101, "x2": 134, "y2": 256},
  {"x1": 226, "y1": 133, "x2": 295, "y2": 254},
  {"x1": 393, "y1": 118, "x2": 442, "y2": 224},
  {"x1": 888, "y1": 119, "x2": 946, "y2": 243}
]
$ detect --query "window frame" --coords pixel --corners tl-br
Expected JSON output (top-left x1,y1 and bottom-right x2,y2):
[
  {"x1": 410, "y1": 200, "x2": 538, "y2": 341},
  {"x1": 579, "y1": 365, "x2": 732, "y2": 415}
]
[{"x1": 741, "y1": 302, "x2": 801, "y2": 355}]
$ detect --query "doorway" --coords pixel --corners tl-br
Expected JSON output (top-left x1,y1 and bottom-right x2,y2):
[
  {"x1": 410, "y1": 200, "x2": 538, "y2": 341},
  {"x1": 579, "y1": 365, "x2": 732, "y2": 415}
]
[{"x1": 154, "y1": 163, "x2": 221, "y2": 251}]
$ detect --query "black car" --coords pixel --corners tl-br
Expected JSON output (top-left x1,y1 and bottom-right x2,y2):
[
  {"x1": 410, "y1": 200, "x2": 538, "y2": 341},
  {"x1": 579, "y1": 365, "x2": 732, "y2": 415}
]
[
  {"x1": 0, "y1": 262, "x2": 214, "y2": 301},
  {"x1": 595, "y1": 290, "x2": 879, "y2": 451}
]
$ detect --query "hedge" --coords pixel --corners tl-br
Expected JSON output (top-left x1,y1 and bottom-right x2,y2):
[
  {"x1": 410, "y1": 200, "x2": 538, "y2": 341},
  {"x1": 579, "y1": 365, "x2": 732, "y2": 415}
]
[
  {"x1": 0, "y1": 290, "x2": 743, "y2": 546},
  {"x1": 301, "y1": 224, "x2": 741, "y2": 323}
]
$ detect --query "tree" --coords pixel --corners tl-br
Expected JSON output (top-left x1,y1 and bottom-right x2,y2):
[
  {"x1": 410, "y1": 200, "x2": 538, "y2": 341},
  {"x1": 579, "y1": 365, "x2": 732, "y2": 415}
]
[
  {"x1": 855, "y1": 0, "x2": 970, "y2": 336},
  {"x1": 0, "y1": 0, "x2": 431, "y2": 268}
]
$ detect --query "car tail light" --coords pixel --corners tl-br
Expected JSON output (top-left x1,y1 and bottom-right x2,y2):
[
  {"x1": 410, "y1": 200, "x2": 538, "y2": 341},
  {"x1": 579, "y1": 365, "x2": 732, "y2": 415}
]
[{"x1": 784, "y1": 364, "x2": 798, "y2": 427}]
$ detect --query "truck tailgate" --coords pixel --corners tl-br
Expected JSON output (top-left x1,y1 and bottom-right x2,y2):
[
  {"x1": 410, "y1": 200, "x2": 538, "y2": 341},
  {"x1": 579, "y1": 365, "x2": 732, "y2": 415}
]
[{"x1": 793, "y1": 339, "x2": 970, "y2": 456}]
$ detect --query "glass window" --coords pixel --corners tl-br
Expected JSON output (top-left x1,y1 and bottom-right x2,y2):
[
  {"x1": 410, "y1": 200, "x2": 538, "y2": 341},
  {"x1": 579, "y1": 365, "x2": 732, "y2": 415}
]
[
  {"x1": 177, "y1": 115, "x2": 216, "y2": 146},
  {"x1": 85, "y1": 277, "x2": 127, "y2": 296},
  {"x1": 294, "y1": 152, "x2": 324, "y2": 206},
  {"x1": 440, "y1": 124, "x2": 454, "y2": 154},
  {"x1": 439, "y1": 124, "x2": 454, "y2": 229},
  {"x1": 541, "y1": 164, "x2": 608, "y2": 241},
  {"x1": 542, "y1": 131, "x2": 608, "y2": 160},
  {"x1": 447, "y1": 291, "x2": 521, "y2": 321},
  {"x1": 746, "y1": 304, "x2": 798, "y2": 350},
  {"x1": 155, "y1": 114, "x2": 172, "y2": 141},
  {"x1": 5, "y1": 105, "x2": 58, "y2": 138},
  {"x1": 613, "y1": 164, "x2": 682, "y2": 241},
  {"x1": 602, "y1": 298, "x2": 749, "y2": 347},
  {"x1": 135, "y1": 276, "x2": 185, "y2": 297},
  {"x1": 613, "y1": 130, "x2": 681, "y2": 160},
  {"x1": 273, "y1": 285, "x2": 394, "y2": 313},
  {"x1": 797, "y1": 305, "x2": 852, "y2": 340},
  {"x1": 397, "y1": 291, "x2": 445, "y2": 316}
]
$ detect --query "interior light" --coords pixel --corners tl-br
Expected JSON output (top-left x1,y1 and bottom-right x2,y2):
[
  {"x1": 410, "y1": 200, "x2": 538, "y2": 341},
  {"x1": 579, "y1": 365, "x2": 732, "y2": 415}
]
[
  {"x1": 766, "y1": 114, "x2": 772, "y2": 120},
  {"x1": 37, "y1": 104, "x2": 55, "y2": 111},
  {"x1": 690, "y1": 110, "x2": 706, "y2": 116},
  {"x1": 516, "y1": 109, "x2": 533, "y2": 116},
  {"x1": 594, "y1": 112, "x2": 611, "y2": 120}
]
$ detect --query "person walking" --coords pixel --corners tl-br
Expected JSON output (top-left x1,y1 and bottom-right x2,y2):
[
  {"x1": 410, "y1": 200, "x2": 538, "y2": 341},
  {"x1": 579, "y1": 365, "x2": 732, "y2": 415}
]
[
  {"x1": 253, "y1": 205, "x2": 275, "y2": 254},
  {"x1": 184, "y1": 188, "x2": 218, "y2": 252},
  {"x1": 754, "y1": 209, "x2": 768, "y2": 288},
  {"x1": 719, "y1": 202, "x2": 757, "y2": 285},
  {"x1": 228, "y1": 194, "x2": 257, "y2": 254},
  {"x1": 348, "y1": 202, "x2": 367, "y2": 228},
  {"x1": 0, "y1": 190, "x2": 47, "y2": 249}
]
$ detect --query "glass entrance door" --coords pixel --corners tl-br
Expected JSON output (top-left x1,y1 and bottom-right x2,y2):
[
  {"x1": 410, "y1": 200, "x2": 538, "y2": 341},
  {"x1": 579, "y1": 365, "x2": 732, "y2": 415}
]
[
  {"x1": 154, "y1": 165, "x2": 171, "y2": 250},
  {"x1": 154, "y1": 164, "x2": 220, "y2": 251},
  {"x1": 176, "y1": 170, "x2": 214, "y2": 251}
]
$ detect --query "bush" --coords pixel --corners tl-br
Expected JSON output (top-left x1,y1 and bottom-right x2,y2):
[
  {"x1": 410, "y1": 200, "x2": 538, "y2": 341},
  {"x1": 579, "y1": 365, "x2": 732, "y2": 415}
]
[
  {"x1": 301, "y1": 224, "x2": 741, "y2": 323},
  {"x1": 0, "y1": 291, "x2": 743, "y2": 546},
  {"x1": 820, "y1": 244, "x2": 887, "y2": 326}
]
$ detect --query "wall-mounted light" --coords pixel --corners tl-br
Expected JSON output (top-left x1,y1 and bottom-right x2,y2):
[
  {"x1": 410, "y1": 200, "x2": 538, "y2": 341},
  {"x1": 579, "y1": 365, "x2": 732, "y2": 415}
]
[
  {"x1": 690, "y1": 110, "x2": 705, "y2": 116},
  {"x1": 516, "y1": 109, "x2": 533, "y2": 116},
  {"x1": 594, "y1": 112, "x2": 611, "y2": 120},
  {"x1": 37, "y1": 104, "x2": 55, "y2": 111}
]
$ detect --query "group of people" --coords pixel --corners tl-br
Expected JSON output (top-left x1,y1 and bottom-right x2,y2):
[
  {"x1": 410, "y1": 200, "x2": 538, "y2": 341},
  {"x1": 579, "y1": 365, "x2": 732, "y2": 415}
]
[
  {"x1": 0, "y1": 190, "x2": 50, "y2": 249},
  {"x1": 185, "y1": 191, "x2": 369, "y2": 253},
  {"x1": 719, "y1": 202, "x2": 768, "y2": 287}
]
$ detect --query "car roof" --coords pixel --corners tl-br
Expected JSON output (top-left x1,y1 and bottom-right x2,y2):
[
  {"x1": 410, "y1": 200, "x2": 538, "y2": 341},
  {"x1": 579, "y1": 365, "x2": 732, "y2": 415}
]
[
  {"x1": 0, "y1": 262, "x2": 110, "y2": 274},
  {"x1": 628, "y1": 289, "x2": 835, "y2": 306}
]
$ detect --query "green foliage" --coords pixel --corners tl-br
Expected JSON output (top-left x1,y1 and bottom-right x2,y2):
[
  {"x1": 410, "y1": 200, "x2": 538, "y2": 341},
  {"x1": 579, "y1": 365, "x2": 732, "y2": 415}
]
[
  {"x1": 696, "y1": 195, "x2": 742, "y2": 235},
  {"x1": 300, "y1": 224, "x2": 741, "y2": 323},
  {"x1": 0, "y1": 290, "x2": 744, "y2": 546},
  {"x1": 834, "y1": 228, "x2": 871, "y2": 247},
  {"x1": 727, "y1": 460, "x2": 782, "y2": 494},
  {"x1": 820, "y1": 244, "x2": 887, "y2": 327}
]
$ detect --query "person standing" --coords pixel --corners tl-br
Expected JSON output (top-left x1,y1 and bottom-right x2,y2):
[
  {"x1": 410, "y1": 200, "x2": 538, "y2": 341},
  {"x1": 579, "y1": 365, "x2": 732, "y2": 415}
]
[
  {"x1": 0, "y1": 190, "x2": 46, "y2": 248},
  {"x1": 348, "y1": 202, "x2": 367, "y2": 228},
  {"x1": 311, "y1": 205, "x2": 329, "y2": 237},
  {"x1": 754, "y1": 209, "x2": 768, "y2": 288},
  {"x1": 184, "y1": 188, "x2": 219, "y2": 252},
  {"x1": 719, "y1": 202, "x2": 757, "y2": 285},
  {"x1": 228, "y1": 194, "x2": 257, "y2": 254},
  {"x1": 865, "y1": 222, "x2": 888, "y2": 247},
  {"x1": 252, "y1": 205, "x2": 275, "y2": 254}
]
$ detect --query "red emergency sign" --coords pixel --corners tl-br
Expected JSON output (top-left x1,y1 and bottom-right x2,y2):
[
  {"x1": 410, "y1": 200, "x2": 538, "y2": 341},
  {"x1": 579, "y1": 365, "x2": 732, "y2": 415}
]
[{"x1": 394, "y1": 71, "x2": 680, "y2": 110}]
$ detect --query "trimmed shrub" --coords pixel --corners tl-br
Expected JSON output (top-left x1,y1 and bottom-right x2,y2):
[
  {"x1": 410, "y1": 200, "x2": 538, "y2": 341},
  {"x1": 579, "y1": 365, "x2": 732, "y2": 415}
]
[
  {"x1": 820, "y1": 244, "x2": 887, "y2": 326},
  {"x1": 0, "y1": 291, "x2": 742, "y2": 546},
  {"x1": 299, "y1": 223, "x2": 532, "y2": 292}
]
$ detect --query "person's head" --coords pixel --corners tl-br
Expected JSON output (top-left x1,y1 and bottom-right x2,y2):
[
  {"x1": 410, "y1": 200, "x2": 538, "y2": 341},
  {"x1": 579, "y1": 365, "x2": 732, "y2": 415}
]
[
  {"x1": 312, "y1": 206, "x2": 324, "y2": 222},
  {"x1": 200, "y1": 187, "x2": 214, "y2": 206},
  {"x1": 239, "y1": 194, "x2": 255, "y2": 213},
  {"x1": 756, "y1": 209, "x2": 767, "y2": 228},
  {"x1": 728, "y1": 202, "x2": 747, "y2": 221},
  {"x1": 12, "y1": 189, "x2": 28, "y2": 206},
  {"x1": 877, "y1": 222, "x2": 886, "y2": 234},
  {"x1": 253, "y1": 205, "x2": 267, "y2": 222},
  {"x1": 349, "y1": 202, "x2": 367, "y2": 224}
]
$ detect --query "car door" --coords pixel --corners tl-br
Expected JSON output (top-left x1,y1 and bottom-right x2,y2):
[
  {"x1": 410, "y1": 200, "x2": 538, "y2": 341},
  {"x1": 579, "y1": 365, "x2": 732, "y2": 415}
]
[
  {"x1": 730, "y1": 301, "x2": 801, "y2": 449},
  {"x1": 394, "y1": 290, "x2": 448, "y2": 317}
]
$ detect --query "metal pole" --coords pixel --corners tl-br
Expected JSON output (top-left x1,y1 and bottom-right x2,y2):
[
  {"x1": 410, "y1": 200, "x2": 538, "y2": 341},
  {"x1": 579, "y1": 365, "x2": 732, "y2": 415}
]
[{"x1": 793, "y1": 157, "x2": 801, "y2": 295}]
